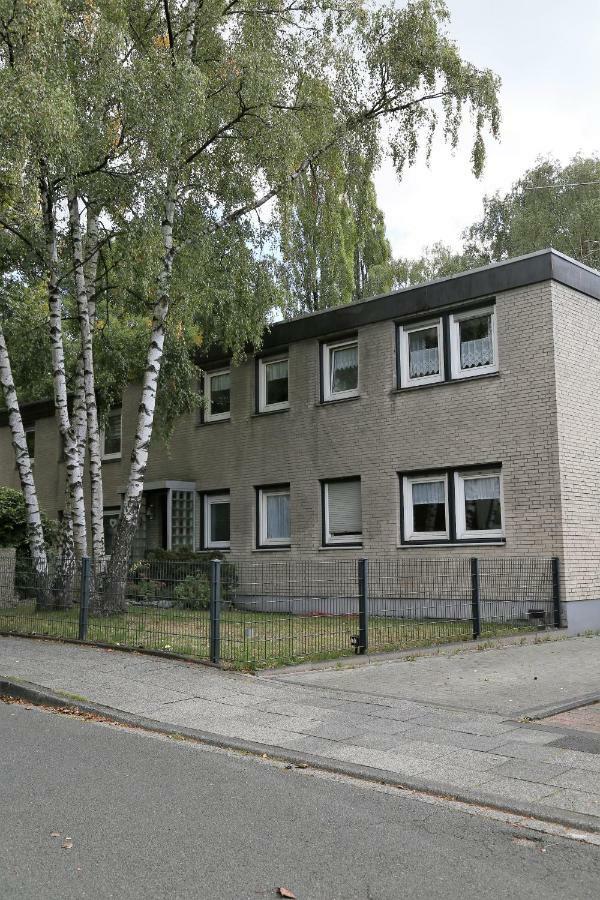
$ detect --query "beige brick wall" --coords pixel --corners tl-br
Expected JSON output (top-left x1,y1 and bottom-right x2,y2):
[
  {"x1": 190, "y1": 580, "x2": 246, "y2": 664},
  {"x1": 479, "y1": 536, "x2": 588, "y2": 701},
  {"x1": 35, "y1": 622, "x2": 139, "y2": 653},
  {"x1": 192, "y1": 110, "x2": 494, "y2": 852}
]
[{"x1": 552, "y1": 282, "x2": 600, "y2": 601}]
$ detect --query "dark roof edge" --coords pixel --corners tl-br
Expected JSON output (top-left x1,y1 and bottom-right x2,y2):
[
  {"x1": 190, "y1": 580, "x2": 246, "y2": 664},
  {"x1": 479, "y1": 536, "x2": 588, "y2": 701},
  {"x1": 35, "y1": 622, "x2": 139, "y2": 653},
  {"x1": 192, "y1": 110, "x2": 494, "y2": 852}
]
[
  {"x1": 254, "y1": 249, "x2": 599, "y2": 352},
  {"x1": 0, "y1": 398, "x2": 57, "y2": 426}
]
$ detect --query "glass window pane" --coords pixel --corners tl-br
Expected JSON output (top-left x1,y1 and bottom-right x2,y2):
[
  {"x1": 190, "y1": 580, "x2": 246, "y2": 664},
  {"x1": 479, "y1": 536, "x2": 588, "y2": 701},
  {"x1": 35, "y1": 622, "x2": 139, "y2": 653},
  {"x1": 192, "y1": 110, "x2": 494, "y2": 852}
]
[
  {"x1": 331, "y1": 344, "x2": 358, "y2": 393},
  {"x1": 25, "y1": 428, "x2": 35, "y2": 460},
  {"x1": 266, "y1": 492, "x2": 290, "y2": 541},
  {"x1": 265, "y1": 360, "x2": 288, "y2": 406},
  {"x1": 103, "y1": 510, "x2": 120, "y2": 556},
  {"x1": 328, "y1": 480, "x2": 362, "y2": 536},
  {"x1": 459, "y1": 315, "x2": 492, "y2": 369},
  {"x1": 103, "y1": 409, "x2": 121, "y2": 455},
  {"x1": 411, "y1": 480, "x2": 446, "y2": 532},
  {"x1": 210, "y1": 501, "x2": 230, "y2": 544},
  {"x1": 210, "y1": 372, "x2": 230, "y2": 415},
  {"x1": 463, "y1": 476, "x2": 501, "y2": 531},
  {"x1": 409, "y1": 327, "x2": 439, "y2": 378}
]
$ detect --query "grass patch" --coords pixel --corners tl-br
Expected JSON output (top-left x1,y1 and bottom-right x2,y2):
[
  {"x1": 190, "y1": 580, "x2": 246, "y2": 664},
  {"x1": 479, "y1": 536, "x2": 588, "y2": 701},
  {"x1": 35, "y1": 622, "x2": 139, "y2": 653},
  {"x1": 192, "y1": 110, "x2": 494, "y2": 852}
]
[{"x1": 0, "y1": 603, "x2": 541, "y2": 670}]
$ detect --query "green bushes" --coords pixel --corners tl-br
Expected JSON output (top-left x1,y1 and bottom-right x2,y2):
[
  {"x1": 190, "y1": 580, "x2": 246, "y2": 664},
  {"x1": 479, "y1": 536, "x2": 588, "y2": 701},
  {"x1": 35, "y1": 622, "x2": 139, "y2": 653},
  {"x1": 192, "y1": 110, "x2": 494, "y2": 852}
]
[
  {"x1": 0, "y1": 486, "x2": 58, "y2": 561},
  {"x1": 173, "y1": 574, "x2": 210, "y2": 609}
]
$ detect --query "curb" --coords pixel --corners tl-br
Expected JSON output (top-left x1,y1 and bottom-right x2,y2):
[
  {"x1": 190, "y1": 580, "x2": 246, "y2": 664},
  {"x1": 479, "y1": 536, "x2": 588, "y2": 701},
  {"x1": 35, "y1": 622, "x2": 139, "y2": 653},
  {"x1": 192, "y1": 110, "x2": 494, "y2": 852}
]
[{"x1": 2, "y1": 676, "x2": 600, "y2": 837}]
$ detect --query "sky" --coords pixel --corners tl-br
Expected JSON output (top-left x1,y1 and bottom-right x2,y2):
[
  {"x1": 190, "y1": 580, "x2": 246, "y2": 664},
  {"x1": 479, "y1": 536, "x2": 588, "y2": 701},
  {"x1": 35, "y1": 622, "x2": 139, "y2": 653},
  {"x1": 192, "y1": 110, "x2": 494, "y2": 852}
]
[{"x1": 375, "y1": 0, "x2": 600, "y2": 259}]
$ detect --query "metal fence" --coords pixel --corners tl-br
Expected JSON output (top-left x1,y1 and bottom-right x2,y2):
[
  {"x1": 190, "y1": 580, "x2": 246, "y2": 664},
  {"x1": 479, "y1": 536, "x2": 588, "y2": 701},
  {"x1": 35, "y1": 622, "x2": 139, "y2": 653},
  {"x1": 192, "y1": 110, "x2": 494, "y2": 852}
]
[{"x1": 0, "y1": 554, "x2": 560, "y2": 668}]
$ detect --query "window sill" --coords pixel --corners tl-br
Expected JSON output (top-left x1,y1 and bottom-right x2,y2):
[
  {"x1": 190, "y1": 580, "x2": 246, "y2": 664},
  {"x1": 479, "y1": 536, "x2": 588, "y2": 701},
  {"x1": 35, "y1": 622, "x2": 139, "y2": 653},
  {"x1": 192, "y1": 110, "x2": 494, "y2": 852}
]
[
  {"x1": 101, "y1": 455, "x2": 122, "y2": 463},
  {"x1": 319, "y1": 543, "x2": 363, "y2": 550},
  {"x1": 196, "y1": 418, "x2": 231, "y2": 428},
  {"x1": 251, "y1": 407, "x2": 290, "y2": 418},
  {"x1": 397, "y1": 540, "x2": 506, "y2": 548},
  {"x1": 316, "y1": 394, "x2": 361, "y2": 407},
  {"x1": 392, "y1": 371, "x2": 500, "y2": 394},
  {"x1": 253, "y1": 546, "x2": 291, "y2": 552}
]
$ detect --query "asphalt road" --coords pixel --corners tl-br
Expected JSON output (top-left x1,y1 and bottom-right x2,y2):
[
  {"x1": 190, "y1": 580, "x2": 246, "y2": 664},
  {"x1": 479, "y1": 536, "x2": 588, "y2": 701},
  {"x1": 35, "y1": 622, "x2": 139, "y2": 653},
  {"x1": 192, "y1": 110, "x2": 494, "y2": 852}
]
[{"x1": 1, "y1": 702, "x2": 599, "y2": 900}]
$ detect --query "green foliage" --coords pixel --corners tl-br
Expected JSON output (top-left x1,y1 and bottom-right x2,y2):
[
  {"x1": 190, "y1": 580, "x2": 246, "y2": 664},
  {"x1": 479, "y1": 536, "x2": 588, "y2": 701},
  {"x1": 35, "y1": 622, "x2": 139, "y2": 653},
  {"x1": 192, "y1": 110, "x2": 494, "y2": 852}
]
[
  {"x1": 0, "y1": 486, "x2": 58, "y2": 558},
  {"x1": 173, "y1": 573, "x2": 210, "y2": 610}
]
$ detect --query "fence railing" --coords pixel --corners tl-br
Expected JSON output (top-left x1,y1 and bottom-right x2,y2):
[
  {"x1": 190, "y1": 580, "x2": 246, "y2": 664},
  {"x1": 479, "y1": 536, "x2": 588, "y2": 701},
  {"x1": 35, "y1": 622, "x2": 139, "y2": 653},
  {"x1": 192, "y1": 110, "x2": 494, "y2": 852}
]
[{"x1": 0, "y1": 555, "x2": 561, "y2": 668}]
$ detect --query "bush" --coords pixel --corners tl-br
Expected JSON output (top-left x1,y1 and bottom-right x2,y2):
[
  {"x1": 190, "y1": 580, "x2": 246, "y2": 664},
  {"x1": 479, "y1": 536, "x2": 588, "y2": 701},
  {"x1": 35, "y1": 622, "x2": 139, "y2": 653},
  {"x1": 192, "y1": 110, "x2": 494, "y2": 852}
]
[
  {"x1": 173, "y1": 573, "x2": 210, "y2": 610},
  {"x1": 0, "y1": 486, "x2": 58, "y2": 561}
]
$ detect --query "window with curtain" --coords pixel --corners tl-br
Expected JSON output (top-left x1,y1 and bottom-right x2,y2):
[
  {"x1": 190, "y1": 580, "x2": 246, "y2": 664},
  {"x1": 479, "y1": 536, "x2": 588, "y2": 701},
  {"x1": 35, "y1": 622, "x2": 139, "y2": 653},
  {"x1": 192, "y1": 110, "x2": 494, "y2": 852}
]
[
  {"x1": 207, "y1": 370, "x2": 231, "y2": 420},
  {"x1": 450, "y1": 308, "x2": 497, "y2": 378},
  {"x1": 410, "y1": 479, "x2": 447, "y2": 534},
  {"x1": 259, "y1": 487, "x2": 290, "y2": 545},
  {"x1": 409, "y1": 327, "x2": 440, "y2": 378},
  {"x1": 325, "y1": 479, "x2": 362, "y2": 544},
  {"x1": 323, "y1": 339, "x2": 359, "y2": 400},
  {"x1": 260, "y1": 357, "x2": 289, "y2": 410},
  {"x1": 102, "y1": 408, "x2": 122, "y2": 458},
  {"x1": 462, "y1": 475, "x2": 502, "y2": 532},
  {"x1": 204, "y1": 493, "x2": 230, "y2": 548}
]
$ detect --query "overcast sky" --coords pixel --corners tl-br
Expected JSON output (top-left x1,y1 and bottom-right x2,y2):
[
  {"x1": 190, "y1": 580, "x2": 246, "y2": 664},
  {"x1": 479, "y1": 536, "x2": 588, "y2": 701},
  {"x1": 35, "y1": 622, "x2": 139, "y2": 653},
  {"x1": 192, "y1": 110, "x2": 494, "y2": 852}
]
[{"x1": 375, "y1": 0, "x2": 600, "y2": 259}]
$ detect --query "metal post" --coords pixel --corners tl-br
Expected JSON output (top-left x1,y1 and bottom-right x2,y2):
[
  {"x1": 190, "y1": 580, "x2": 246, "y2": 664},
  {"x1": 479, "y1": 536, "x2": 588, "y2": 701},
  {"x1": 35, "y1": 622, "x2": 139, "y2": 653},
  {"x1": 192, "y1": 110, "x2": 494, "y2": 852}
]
[
  {"x1": 552, "y1": 557, "x2": 562, "y2": 628},
  {"x1": 78, "y1": 556, "x2": 91, "y2": 641},
  {"x1": 470, "y1": 557, "x2": 481, "y2": 640},
  {"x1": 358, "y1": 558, "x2": 369, "y2": 655},
  {"x1": 209, "y1": 559, "x2": 222, "y2": 665}
]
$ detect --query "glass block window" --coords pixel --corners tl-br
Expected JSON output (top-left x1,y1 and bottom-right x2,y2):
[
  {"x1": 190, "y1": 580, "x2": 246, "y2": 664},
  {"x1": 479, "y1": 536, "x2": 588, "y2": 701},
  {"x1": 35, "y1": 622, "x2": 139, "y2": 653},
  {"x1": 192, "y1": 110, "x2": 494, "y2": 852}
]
[{"x1": 171, "y1": 490, "x2": 195, "y2": 549}]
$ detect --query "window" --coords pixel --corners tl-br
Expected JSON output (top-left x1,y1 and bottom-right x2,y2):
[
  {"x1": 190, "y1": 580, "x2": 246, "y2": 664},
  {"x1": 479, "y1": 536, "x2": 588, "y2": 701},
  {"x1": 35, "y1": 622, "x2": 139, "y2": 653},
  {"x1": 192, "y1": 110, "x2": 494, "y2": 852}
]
[
  {"x1": 205, "y1": 369, "x2": 231, "y2": 421},
  {"x1": 450, "y1": 307, "x2": 497, "y2": 379},
  {"x1": 101, "y1": 408, "x2": 122, "y2": 459},
  {"x1": 259, "y1": 357, "x2": 289, "y2": 412},
  {"x1": 25, "y1": 426, "x2": 35, "y2": 463},
  {"x1": 204, "y1": 493, "x2": 230, "y2": 549},
  {"x1": 455, "y1": 470, "x2": 503, "y2": 540},
  {"x1": 103, "y1": 508, "x2": 120, "y2": 556},
  {"x1": 258, "y1": 486, "x2": 290, "y2": 547},
  {"x1": 323, "y1": 479, "x2": 362, "y2": 545},
  {"x1": 399, "y1": 320, "x2": 444, "y2": 387},
  {"x1": 403, "y1": 474, "x2": 449, "y2": 541},
  {"x1": 170, "y1": 490, "x2": 195, "y2": 549},
  {"x1": 323, "y1": 339, "x2": 358, "y2": 401}
]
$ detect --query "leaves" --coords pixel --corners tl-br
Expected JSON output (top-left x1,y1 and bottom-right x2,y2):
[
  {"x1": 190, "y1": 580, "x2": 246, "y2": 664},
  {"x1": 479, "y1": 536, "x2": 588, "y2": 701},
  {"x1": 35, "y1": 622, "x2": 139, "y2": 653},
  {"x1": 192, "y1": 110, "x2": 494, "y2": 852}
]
[{"x1": 277, "y1": 889, "x2": 296, "y2": 899}]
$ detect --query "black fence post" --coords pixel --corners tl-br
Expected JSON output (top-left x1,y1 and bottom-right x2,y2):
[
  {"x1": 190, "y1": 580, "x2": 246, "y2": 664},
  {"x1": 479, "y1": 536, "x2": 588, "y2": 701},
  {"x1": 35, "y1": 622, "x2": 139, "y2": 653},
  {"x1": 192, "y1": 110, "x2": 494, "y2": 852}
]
[
  {"x1": 358, "y1": 558, "x2": 369, "y2": 655},
  {"x1": 552, "y1": 557, "x2": 562, "y2": 627},
  {"x1": 470, "y1": 557, "x2": 481, "y2": 640},
  {"x1": 78, "y1": 556, "x2": 91, "y2": 641},
  {"x1": 210, "y1": 559, "x2": 222, "y2": 665}
]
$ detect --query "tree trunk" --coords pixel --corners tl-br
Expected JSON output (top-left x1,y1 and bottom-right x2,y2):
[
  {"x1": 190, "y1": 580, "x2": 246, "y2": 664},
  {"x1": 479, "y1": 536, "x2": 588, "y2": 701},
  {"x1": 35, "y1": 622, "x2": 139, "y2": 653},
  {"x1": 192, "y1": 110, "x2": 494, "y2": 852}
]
[
  {"x1": 0, "y1": 322, "x2": 47, "y2": 572},
  {"x1": 40, "y1": 163, "x2": 88, "y2": 559},
  {"x1": 69, "y1": 193, "x2": 106, "y2": 576}
]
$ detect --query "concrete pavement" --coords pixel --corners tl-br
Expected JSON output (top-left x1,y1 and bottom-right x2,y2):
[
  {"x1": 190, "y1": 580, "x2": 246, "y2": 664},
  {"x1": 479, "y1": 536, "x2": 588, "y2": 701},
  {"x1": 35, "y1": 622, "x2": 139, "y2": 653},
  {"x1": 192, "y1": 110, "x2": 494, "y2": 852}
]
[{"x1": 2, "y1": 633, "x2": 600, "y2": 829}]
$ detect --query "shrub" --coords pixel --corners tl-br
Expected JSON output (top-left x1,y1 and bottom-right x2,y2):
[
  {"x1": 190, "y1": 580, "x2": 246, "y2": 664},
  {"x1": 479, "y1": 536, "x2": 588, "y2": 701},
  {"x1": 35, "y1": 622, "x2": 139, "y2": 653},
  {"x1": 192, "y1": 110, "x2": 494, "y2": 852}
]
[
  {"x1": 0, "y1": 486, "x2": 58, "y2": 561},
  {"x1": 173, "y1": 573, "x2": 210, "y2": 610}
]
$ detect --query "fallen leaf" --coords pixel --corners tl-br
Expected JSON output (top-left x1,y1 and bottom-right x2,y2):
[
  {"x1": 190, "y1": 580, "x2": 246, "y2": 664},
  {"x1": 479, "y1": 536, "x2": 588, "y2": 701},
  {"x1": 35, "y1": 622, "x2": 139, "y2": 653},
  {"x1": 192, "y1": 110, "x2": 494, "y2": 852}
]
[
  {"x1": 62, "y1": 840, "x2": 73, "y2": 850},
  {"x1": 277, "y1": 889, "x2": 296, "y2": 899},
  {"x1": 50, "y1": 832, "x2": 60, "y2": 838}
]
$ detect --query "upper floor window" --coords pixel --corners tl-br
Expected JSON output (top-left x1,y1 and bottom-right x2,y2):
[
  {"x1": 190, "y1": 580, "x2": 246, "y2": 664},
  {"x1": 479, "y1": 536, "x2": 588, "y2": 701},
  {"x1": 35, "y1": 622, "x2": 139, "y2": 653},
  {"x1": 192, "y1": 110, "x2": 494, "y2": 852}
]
[
  {"x1": 450, "y1": 307, "x2": 497, "y2": 379},
  {"x1": 323, "y1": 338, "x2": 358, "y2": 401},
  {"x1": 101, "y1": 408, "x2": 122, "y2": 460},
  {"x1": 258, "y1": 485, "x2": 291, "y2": 547},
  {"x1": 205, "y1": 369, "x2": 231, "y2": 422},
  {"x1": 399, "y1": 320, "x2": 444, "y2": 388},
  {"x1": 204, "y1": 492, "x2": 230, "y2": 549},
  {"x1": 323, "y1": 478, "x2": 362, "y2": 545},
  {"x1": 25, "y1": 426, "x2": 35, "y2": 463},
  {"x1": 259, "y1": 356, "x2": 289, "y2": 412}
]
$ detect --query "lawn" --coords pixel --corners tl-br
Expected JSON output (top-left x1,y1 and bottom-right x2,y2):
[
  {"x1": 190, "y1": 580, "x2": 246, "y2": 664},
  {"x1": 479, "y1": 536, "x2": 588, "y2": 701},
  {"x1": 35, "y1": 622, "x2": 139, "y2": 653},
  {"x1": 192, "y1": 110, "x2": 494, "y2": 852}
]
[{"x1": 0, "y1": 602, "x2": 542, "y2": 669}]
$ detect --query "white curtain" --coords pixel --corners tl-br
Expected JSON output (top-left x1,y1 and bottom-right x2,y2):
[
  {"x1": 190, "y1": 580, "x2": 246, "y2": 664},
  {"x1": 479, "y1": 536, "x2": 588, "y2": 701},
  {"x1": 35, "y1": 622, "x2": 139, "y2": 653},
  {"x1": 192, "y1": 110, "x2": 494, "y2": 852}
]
[
  {"x1": 464, "y1": 476, "x2": 500, "y2": 501},
  {"x1": 460, "y1": 316, "x2": 492, "y2": 369},
  {"x1": 412, "y1": 480, "x2": 445, "y2": 505},
  {"x1": 328, "y1": 480, "x2": 362, "y2": 535},
  {"x1": 211, "y1": 372, "x2": 230, "y2": 393},
  {"x1": 409, "y1": 328, "x2": 439, "y2": 377},
  {"x1": 266, "y1": 360, "x2": 288, "y2": 383},
  {"x1": 332, "y1": 345, "x2": 358, "y2": 372},
  {"x1": 266, "y1": 493, "x2": 290, "y2": 540}
]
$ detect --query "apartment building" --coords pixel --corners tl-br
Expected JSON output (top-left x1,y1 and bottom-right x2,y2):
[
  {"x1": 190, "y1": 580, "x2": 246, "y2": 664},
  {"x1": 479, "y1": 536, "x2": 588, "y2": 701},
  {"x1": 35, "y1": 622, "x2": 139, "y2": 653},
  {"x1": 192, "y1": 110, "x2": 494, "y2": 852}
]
[{"x1": 2, "y1": 249, "x2": 600, "y2": 631}]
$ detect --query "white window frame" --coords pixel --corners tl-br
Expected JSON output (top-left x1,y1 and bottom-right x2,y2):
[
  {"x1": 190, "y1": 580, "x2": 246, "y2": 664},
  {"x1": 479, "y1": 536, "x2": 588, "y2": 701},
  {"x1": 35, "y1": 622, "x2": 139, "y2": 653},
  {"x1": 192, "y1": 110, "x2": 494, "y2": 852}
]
[
  {"x1": 402, "y1": 473, "x2": 449, "y2": 542},
  {"x1": 322, "y1": 338, "x2": 359, "y2": 402},
  {"x1": 205, "y1": 368, "x2": 231, "y2": 422},
  {"x1": 258, "y1": 356, "x2": 289, "y2": 413},
  {"x1": 323, "y1": 479, "x2": 362, "y2": 546},
  {"x1": 399, "y1": 319, "x2": 444, "y2": 388},
  {"x1": 454, "y1": 469, "x2": 504, "y2": 540},
  {"x1": 449, "y1": 306, "x2": 498, "y2": 380},
  {"x1": 204, "y1": 493, "x2": 230, "y2": 550},
  {"x1": 101, "y1": 408, "x2": 122, "y2": 460},
  {"x1": 258, "y1": 486, "x2": 291, "y2": 547}
]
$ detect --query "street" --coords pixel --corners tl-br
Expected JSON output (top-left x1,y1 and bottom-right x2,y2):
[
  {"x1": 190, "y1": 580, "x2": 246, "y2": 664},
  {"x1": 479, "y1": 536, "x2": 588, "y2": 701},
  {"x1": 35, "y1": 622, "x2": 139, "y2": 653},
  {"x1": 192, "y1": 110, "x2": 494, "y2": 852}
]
[{"x1": 1, "y1": 702, "x2": 599, "y2": 899}]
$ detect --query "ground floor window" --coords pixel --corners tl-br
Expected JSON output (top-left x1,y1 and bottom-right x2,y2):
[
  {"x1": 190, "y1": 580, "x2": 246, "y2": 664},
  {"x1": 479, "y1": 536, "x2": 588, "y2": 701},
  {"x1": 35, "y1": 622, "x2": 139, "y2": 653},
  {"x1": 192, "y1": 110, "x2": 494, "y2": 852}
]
[
  {"x1": 323, "y1": 478, "x2": 362, "y2": 546},
  {"x1": 204, "y1": 493, "x2": 230, "y2": 549},
  {"x1": 103, "y1": 508, "x2": 121, "y2": 556},
  {"x1": 401, "y1": 466, "x2": 503, "y2": 544},
  {"x1": 170, "y1": 490, "x2": 195, "y2": 550},
  {"x1": 257, "y1": 485, "x2": 290, "y2": 547}
]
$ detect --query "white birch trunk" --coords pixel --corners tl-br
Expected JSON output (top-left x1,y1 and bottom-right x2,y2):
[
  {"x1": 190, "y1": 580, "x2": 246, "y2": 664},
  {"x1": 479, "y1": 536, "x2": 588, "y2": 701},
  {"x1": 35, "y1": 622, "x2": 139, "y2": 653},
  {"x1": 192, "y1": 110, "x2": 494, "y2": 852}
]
[
  {"x1": 69, "y1": 193, "x2": 106, "y2": 574},
  {"x1": 40, "y1": 165, "x2": 88, "y2": 558},
  {"x1": 0, "y1": 323, "x2": 47, "y2": 571}
]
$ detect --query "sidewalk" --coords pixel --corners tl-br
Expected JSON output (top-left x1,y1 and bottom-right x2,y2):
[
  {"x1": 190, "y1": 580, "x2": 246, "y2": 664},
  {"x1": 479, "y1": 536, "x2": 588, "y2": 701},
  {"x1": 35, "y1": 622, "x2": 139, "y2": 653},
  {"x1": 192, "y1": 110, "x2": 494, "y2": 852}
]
[{"x1": 2, "y1": 633, "x2": 600, "y2": 831}]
